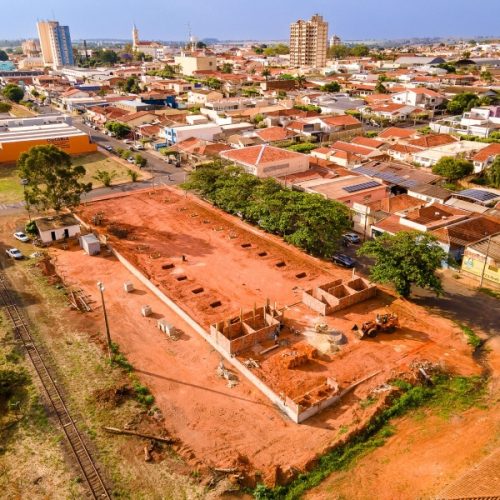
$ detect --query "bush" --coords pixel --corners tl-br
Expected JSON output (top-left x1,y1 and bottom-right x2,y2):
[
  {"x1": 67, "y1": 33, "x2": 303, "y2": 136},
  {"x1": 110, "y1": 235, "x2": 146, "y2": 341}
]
[
  {"x1": 0, "y1": 101, "x2": 12, "y2": 113},
  {"x1": 93, "y1": 169, "x2": 117, "y2": 187},
  {"x1": 127, "y1": 169, "x2": 139, "y2": 182},
  {"x1": 432, "y1": 156, "x2": 473, "y2": 181}
]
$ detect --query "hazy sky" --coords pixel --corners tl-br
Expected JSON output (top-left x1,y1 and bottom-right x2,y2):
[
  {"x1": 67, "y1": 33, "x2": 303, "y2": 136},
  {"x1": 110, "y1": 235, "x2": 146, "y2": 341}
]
[{"x1": 4, "y1": 0, "x2": 500, "y2": 41}]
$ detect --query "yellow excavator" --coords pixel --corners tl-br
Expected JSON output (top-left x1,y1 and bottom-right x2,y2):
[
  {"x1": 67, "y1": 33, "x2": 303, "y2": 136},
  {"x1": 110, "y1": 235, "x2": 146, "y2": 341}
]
[{"x1": 352, "y1": 313, "x2": 400, "y2": 339}]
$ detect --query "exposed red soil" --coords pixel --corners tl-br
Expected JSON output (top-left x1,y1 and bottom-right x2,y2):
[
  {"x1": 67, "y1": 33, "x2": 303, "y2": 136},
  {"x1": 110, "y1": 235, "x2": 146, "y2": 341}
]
[{"x1": 46, "y1": 187, "x2": 484, "y2": 485}]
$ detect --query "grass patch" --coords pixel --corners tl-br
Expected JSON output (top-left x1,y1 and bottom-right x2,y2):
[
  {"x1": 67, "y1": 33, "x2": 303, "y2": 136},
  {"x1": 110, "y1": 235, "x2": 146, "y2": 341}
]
[
  {"x1": 479, "y1": 287, "x2": 500, "y2": 300},
  {"x1": 457, "y1": 323, "x2": 482, "y2": 349},
  {"x1": 252, "y1": 374, "x2": 486, "y2": 499},
  {"x1": 0, "y1": 164, "x2": 24, "y2": 204},
  {"x1": 74, "y1": 152, "x2": 144, "y2": 187}
]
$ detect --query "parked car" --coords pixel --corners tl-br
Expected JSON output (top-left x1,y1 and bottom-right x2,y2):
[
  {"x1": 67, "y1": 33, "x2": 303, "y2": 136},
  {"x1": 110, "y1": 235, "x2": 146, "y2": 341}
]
[
  {"x1": 127, "y1": 157, "x2": 135, "y2": 164},
  {"x1": 13, "y1": 231, "x2": 30, "y2": 242},
  {"x1": 132, "y1": 144, "x2": 145, "y2": 151},
  {"x1": 332, "y1": 253, "x2": 356, "y2": 268},
  {"x1": 343, "y1": 232, "x2": 361, "y2": 245},
  {"x1": 104, "y1": 145, "x2": 113, "y2": 152},
  {"x1": 123, "y1": 139, "x2": 133, "y2": 144},
  {"x1": 6, "y1": 248, "x2": 23, "y2": 260}
]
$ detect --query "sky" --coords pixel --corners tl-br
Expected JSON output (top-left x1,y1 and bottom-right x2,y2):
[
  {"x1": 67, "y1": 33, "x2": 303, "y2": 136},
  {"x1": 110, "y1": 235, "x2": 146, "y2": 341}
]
[{"x1": 2, "y1": 0, "x2": 500, "y2": 41}]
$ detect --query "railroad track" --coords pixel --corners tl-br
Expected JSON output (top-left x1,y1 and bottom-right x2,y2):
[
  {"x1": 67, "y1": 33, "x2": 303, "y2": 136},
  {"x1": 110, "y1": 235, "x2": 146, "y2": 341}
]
[{"x1": 0, "y1": 272, "x2": 110, "y2": 499}]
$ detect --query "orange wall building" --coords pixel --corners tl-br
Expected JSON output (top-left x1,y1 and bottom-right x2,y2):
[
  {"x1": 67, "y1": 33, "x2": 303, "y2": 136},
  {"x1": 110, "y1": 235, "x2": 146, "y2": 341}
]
[{"x1": 0, "y1": 124, "x2": 96, "y2": 164}]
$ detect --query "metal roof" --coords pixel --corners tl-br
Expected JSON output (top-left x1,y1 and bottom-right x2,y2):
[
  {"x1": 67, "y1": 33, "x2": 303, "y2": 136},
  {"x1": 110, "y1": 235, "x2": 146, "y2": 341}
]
[{"x1": 458, "y1": 189, "x2": 500, "y2": 203}]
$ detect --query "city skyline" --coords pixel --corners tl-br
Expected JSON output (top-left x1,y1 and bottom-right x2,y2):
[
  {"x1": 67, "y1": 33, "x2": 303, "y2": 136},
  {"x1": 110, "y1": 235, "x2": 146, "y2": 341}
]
[{"x1": 4, "y1": 0, "x2": 500, "y2": 42}]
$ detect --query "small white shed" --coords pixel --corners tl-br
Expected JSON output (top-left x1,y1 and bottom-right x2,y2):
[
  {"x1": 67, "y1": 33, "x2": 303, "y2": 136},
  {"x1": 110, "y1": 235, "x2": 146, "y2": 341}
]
[
  {"x1": 35, "y1": 214, "x2": 81, "y2": 244},
  {"x1": 80, "y1": 233, "x2": 101, "y2": 255}
]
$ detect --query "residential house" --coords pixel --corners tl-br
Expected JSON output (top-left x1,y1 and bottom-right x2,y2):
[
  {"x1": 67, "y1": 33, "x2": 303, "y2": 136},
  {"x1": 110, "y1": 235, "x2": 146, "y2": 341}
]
[
  {"x1": 432, "y1": 216, "x2": 500, "y2": 262},
  {"x1": 187, "y1": 88, "x2": 224, "y2": 106},
  {"x1": 254, "y1": 126, "x2": 298, "y2": 144},
  {"x1": 390, "y1": 88, "x2": 444, "y2": 110},
  {"x1": 461, "y1": 234, "x2": 500, "y2": 287},
  {"x1": 472, "y1": 143, "x2": 500, "y2": 172},
  {"x1": 219, "y1": 144, "x2": 310, "y2": 178},
  {"x1": 163, "y1": 122, "x2": 223, "y2": 145},
  {"x1": 292, "y1": 174, "x2": 388, "y2": 208},
  {"x1": 412, "y1": 140, "x2": 489, "y2": 168}
]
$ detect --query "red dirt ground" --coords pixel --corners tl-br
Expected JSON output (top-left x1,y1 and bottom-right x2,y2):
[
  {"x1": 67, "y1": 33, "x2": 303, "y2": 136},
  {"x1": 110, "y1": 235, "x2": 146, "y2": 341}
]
[{"x1": 52, "y1": 187, "x2": 483, "y2": 484}]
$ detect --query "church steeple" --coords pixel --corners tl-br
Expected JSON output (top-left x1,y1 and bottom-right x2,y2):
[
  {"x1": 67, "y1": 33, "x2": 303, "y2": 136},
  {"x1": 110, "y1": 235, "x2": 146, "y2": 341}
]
[{"x1": 132, "y1": 23, "x2": 139, "y2": 49}]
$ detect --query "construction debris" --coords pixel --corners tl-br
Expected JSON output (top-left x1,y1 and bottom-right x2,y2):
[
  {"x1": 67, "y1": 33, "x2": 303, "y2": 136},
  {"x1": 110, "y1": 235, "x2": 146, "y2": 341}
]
[
  {"x1": 243, "y1": 358, "x2": 260, "y2": 369},
  {"x1": 103, "y1": 426, "x2": 176, "y2": 444},
  {"x1": 216, "y1": 361, "x2": 238, "y2": 383}
]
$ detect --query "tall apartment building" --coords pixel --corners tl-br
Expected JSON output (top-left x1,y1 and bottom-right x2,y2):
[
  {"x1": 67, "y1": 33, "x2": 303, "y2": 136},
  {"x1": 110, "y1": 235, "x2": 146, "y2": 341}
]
[
  {"x1": 37, "y1": 20, "x2": 74, "y2": 68},
  {"x1": 290, "y1": 14, "x2": 328, "y2": 68}
]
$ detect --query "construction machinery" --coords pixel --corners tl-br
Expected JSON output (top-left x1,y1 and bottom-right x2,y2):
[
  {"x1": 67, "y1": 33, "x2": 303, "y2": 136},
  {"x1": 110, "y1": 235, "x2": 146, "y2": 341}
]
[{"x1": 353, "y1": 313, "x2": 400, "y2": 339}]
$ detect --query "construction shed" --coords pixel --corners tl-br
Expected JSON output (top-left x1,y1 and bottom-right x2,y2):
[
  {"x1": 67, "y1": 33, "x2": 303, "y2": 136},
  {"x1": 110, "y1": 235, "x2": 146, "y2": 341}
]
[
  {"x1": 80, "y1": 233, "x2": 101, "y2": 255},
  {"x1": 35, "y1": 214, "x2": 81, "y2": 244}
]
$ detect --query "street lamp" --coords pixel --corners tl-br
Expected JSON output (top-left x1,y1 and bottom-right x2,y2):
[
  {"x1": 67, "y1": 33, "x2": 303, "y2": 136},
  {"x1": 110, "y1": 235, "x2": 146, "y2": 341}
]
[
  {"x1": 97, "y1": 281, "x2": 112, "y2": 358},
  {"x1": 20, "y1": 178, "x2": 32, "y2": 222}
]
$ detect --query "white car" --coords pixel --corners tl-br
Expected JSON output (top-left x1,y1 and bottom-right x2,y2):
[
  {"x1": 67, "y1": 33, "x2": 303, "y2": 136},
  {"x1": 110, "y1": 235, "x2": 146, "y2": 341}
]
[
  {"x1": 13, "y1": 231, "x2": 30, "y2": 242},
  {"x1": 127, "y1": 157, "x2": 135, "y2": 164},
  {"x1": 6, "y1": 248, "x2": 23, "y2": 260},
  {"x1": 123, "y1": 139, "x2": 133, "y2": 144}
]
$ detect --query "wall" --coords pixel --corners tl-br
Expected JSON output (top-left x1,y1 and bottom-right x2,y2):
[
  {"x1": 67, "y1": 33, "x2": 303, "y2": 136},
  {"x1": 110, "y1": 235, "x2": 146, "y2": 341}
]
[
  {"x1": 462, "y1": 248, "x2": 500, "y2": 286},
  {"x1": 302, "y1": 278, "x2": 377, "y2": 315},
  {"x1": 39, "y1": 224, "x2": 81, "y2": 243},
  {"x1": 0, "y1": 134, "x2": 97, "y2": 164}
]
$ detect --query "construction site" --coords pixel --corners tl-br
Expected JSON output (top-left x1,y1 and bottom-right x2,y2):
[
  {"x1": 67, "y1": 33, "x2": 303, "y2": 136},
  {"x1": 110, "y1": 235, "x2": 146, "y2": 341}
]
[{"x1": 41, "y1": 186, "x2": 481, "y2": 484}]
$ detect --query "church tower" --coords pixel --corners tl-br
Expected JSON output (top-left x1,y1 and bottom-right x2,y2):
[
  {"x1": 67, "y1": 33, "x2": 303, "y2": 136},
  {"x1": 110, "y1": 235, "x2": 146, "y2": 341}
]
[{"x1": 132, "y1": 24, "x2": 139, "y2": 50}]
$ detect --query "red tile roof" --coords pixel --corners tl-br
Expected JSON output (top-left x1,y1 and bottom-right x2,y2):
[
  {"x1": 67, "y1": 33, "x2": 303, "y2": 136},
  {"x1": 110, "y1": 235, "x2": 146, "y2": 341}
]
[
  {"x1": 255, "y1": 126, "x2": 296, "y2": 142},
  {"x1": 473, "y1": 143, "x2": 500, "y2": 162},
  {"x1": 379, "y1": 127, "x2": 417, "y2": 139},
  {"x1": 408, "y1": 134, "x2": 457, "y2": 149},
  {"x1": 351, "y1": 136, "x2": 385, "y2": 149},
  {"x1": 220, "y1": 144, "x2": 307, "y2": 165},
  {"x1": 320, "y1": 115, "x2": 362, "y2": 127}
]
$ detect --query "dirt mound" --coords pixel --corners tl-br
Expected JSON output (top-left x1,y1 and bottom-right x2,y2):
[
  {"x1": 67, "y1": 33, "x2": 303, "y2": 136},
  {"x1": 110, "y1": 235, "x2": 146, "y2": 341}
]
[{"x1": 93, "y1": 385, "x2": 132, "y2": 408}]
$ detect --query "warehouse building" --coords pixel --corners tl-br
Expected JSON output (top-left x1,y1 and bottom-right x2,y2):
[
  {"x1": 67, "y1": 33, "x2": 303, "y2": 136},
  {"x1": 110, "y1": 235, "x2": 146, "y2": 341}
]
[{"x1": 0, "y1": 115, "x2": 96, "y2": 163}]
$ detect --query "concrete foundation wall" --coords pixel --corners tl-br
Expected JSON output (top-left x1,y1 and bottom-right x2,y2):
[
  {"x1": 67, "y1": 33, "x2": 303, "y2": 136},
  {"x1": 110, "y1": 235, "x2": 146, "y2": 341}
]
[{"x1": 303, "y1": 277, "x2": 377, "y2": 315}]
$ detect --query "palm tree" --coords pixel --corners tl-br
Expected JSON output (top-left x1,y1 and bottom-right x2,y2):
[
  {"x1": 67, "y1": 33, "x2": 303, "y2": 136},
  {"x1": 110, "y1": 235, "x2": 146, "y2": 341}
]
[
  {"x1": 295, "y1": 75, "x2": 307, "y2": 89},
  {"x1": 262, "y1": 68, "x2": 271, "y2": 81}
]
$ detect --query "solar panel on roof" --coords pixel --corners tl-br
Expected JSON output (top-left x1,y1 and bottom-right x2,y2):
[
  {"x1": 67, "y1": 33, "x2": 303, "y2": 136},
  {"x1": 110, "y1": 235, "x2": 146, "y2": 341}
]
[
  {"x1": 342, "y1": 181, "x2": 382, "y2": 193},
  {"x1": 459, "y1": 189, "x2": 498, "y2": 202}
]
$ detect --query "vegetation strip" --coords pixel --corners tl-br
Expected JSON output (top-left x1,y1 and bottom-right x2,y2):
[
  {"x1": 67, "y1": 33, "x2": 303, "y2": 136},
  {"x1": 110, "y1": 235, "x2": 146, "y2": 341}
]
[{"x1": 252, "y1": 374, "x2": 486, "y2": 499}]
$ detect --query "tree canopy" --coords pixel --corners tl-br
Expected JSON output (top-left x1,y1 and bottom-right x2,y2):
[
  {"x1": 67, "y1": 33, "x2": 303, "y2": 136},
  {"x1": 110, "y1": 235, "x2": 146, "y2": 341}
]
[
  {"x1": 446, "y1": 92, "x2": 481, "y2": 114},
  {"x1": 263, "y1": 44, "x2": 290, "y2": 57},
  {"x1": 328, "y1": 44, "x2": 370, "y2": 59},
  {"x1": 2, "y1": 83, "x2": 24, "y2": 103},
  {"x1": 17, "y1": 145, "x2": 92, "y2": 212},
  {"x1": 0, "y1": 102, "x2": 12, "y2": 113},
  {"x1": 182, "y1": 162, "x2": 351, "y2": 257},
  {"x1": 431, "y1": 156, "x2": 473, "y2": 181},
  {"x1": 0, "y1": 49, "x2": 8, "y2": 61},
  {"x1": 321, "y1": 81, "x2": 341, "y2": 92},
  {"x1": 358, "y1": 231, "x2": 446, "y2": 298},
  {"x1": 118, "y1": 76, "x2": 141, "y2": 94},
  {"x1": 486, "y1": 155, "x2": 500, "y2": 188},
  {"x1": 104, "y1": 121, "x2": 131, "y2": 139}
]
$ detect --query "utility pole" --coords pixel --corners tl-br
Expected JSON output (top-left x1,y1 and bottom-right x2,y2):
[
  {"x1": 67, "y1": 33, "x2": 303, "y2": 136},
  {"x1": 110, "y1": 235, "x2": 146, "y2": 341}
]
[
  {"x1": 20, "y1": 178, "x2": 31, "y2": 222},
  {"x1": 479, "y1": 236, "x2": 492, "y2": 288},
  {"x1": 97, "y1": 281, "x2": 112, "y2": 358}
]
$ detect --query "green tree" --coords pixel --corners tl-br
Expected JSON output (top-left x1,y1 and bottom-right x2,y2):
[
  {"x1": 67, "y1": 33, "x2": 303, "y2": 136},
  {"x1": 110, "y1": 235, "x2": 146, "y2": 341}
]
[
  {"x1": 432, "y1": 156, "x2": 473, "y2": 181},
  {"x1": 437, "y1": 62, "x2": 456, "y2": 73},
  {"x1": 263, "y1": 44, "x2": 290, "y2": 57},
  {"x1": 206, "y1": 78, "x2": 222, "y2": 90},
  {"x1": 0, "y1": 102, "x2": 12, "y2": 113},
  {"x1": 118, "y1": 76, "x2": 141, "y2": 94},
  {"x1": 358, "y1": 231, "x2": 447, "y2": 298},
  {"x1": 2, "y1": 84, "x2": 24, "y2": 103},
  {"x1": 480, "y1": 71, "x2": 493, "y2": 84},
  {"x1": 105, "y1": 121, "x2": 131, "y2": 139},
  {"x1": 279, "y1": 73, "x2": 296, "y2": 80},
  {"x1": 93, "y1": 169, "x2": 117, "y2": 187},
  {"x1": 221, "y1": 63, "x2": 233, "y2": 74},
  {"x1": 127, "y1": 168, "x2": 139, "y2": 182},
  {"x1": 295, "y1": 75, "x2": 307, "y2": 89},
  {"x1": 262, "y1": 68, "x2": 271, "y2": 81},
  {"x1": 0, "y1": 49, "x2": 8, "y2": 61},
  {"x1": 375, "y1": 75, "x2": 388, "y2": 94},
  {"x1": 321, "y1": 81, "x2": 341, "y2": 92},
  {"x1": 351, "y1": 44, "x2": 370, "y2": 57},
  {"x1": 328, "y1": 44, "x2": 351, "y2": 59},
  {"x1": 17, "y1": 145, "x2": 92, "y2": 212},
  {"x1": 486, "y1": 155, "x2": 500, "y2": 188},
  {"x1": 447, "y1": 92, "x2": 481, "y2": 114},
  {"x1": 134, "y1": 154, "x2": 147, "y2": 168}
]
